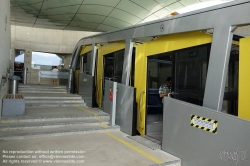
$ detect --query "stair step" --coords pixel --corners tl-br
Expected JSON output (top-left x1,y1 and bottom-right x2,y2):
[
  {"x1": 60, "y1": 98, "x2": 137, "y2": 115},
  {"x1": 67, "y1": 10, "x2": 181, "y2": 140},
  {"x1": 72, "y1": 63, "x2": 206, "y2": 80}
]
[
  {"x1": 20, "y1": 91, "x2": 67, "y2": 94},
  {"x1": 26, "y1": 100, "x2": 85, "y2": 104},
  {"x1": 19, "y1": 85, "x2": 66, "y2": 88},
  {"x1": 26, "y1": 103, "x2": 87, "y2": 107},
  {"x1": 22, "y1": 94, "x2": 82, "y2": 100},
  {"x1": 0, "y1": 118, "x2": 110, "y2": 131},
  {"x1": 0, "y1": 125, "x2": 120, "y2": 140},
  {"x1": 19, "y1": 87, "x2": 66, "y2": 89},
  {"x1": 24, "y1": 96, "x2": 83, "y2": 100},
  {"x1": 0, "y1": 114, "x2": 110, "y2": 123},
  {"x1": 19, "y1": 87, "x2": 67, "y2": 89}
]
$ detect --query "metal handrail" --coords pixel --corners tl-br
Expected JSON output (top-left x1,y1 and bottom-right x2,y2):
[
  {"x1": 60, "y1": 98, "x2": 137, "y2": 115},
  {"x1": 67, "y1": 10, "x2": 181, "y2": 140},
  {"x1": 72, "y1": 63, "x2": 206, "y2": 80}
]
[
  {"x1": 139, "y1": 90, "x2": 145, "y2": 122},
  {"x1": 96, "y1": 78, "x2": 102, "y2": 107}
]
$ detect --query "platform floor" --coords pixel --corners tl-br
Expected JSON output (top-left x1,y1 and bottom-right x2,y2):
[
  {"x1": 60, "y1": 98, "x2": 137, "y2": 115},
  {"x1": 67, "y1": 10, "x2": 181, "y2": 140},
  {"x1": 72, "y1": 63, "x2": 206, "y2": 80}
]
[
  {"x1": 0, "y1": 106, "x2": 180, "y2": 165},
  {"x1": 0, "y1": 130, "x2": 179, "y2": 166}
]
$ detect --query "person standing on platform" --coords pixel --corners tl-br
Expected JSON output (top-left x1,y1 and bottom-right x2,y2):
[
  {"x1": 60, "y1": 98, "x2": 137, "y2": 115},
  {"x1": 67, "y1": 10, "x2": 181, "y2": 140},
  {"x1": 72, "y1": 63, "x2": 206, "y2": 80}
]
[{"x1": 51, "y1": 66, "x2": 59, "y2": 85}]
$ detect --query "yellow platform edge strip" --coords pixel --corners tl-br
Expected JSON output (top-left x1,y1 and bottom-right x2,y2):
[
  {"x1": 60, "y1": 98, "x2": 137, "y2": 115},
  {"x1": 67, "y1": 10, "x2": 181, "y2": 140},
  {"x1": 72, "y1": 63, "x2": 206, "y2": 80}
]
[{"x1": 105, "y1": 132, "x2": 163, "y2": 164}]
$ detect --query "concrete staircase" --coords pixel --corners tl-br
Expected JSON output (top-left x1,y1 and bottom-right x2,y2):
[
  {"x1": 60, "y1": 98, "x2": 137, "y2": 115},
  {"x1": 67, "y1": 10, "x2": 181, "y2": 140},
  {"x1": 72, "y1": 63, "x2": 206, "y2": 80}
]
[
  {"x1": 19, "y1": 84, "x2": 86, "y2": 107},
  {"x1": 0, "y1": 84, "x2": 119, "y2": 140},
  {"x1": 0, "y1": 111, "x2": 119, "y2": 140},
  {"x1": 19, "y1": 84, "x2": 68, "y2": 93}
]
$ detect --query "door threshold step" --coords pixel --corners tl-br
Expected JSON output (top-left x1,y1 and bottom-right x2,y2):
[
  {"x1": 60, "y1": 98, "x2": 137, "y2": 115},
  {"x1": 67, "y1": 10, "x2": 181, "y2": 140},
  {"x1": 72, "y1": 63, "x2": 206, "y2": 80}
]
[{"x1": 128, "y1": 135, "x2": 161, "y2": 150}]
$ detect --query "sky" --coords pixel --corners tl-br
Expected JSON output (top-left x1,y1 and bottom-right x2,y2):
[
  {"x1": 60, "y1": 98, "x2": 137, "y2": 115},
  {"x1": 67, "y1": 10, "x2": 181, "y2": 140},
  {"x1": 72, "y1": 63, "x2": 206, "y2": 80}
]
[{"x1": 15, "y1": 51, "x2": 62, "y2": 66}]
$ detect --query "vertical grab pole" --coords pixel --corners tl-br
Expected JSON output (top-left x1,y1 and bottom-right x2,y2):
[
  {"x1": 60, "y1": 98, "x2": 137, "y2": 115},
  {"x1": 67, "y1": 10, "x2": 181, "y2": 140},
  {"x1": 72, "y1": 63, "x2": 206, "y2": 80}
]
[
  {"x1": 23, "y1": 68, "x2": 27, "y2": 84},
  {"x1": 110, "y1": 82, "x2": 117, "y2": 126}
]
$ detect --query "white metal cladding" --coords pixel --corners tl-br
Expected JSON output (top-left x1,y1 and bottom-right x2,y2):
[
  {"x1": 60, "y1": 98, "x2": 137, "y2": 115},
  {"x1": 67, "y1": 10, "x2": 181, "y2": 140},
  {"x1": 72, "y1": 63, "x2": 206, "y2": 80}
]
[{"x1": 70, "y1": 0, "x2": 250, "y2": 111}]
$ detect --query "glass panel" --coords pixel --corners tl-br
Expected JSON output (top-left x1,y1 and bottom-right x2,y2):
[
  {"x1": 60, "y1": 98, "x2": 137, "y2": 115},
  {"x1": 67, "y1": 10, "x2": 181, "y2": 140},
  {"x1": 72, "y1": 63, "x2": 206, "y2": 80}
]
[
  {"x1": 130, "y1": 48, "x2": 136, "y2": 87},
  {"x1": 103, "y1": 49, "x2": 125, "y2": 83},
  {"x1": 114, "y1": 50, "x2": 124, "y2": 83},
  {"x1": 222, "y1": 43, "x2": 239, "y2": 116},
  {"x1": 148, "y1": 53, "x2": 172, "y2": 88},
  {"x1": 103, "y1": 54, "x2": 114, "y2": 79},
  {"x1": 31, "y1": 51, "x2": 63, "y2": 70},
  {"x1": 174, "y1": 44, "x2": 210, "y2": 106},
  {"x1": 83, "y1": 51, "x2": 92, "y2": 75},
  {"x1": 75, "y1": 56, "x2": 80, "y2": 71},
  {"x1": 14, "y1": 49, "x2": 25, "y2": 81},
  {"x1": 15, "y1": 49, "x2": 25, "y2": 63}
]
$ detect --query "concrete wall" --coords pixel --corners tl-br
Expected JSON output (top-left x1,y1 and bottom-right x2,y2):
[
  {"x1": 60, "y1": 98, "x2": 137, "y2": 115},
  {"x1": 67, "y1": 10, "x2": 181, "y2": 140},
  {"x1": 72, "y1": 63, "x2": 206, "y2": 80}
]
[
  {"x1": 11, "y1": 25, "x2": 100, "y2": 84},
  {"x1": 0, "y1": 0, "x2": 11, "y2": 116}
]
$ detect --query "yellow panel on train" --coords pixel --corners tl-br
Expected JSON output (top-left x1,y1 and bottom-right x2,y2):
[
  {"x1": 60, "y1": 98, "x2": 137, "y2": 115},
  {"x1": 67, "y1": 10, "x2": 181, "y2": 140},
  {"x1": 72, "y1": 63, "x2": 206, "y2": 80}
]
[{"x1": 239, "y1": 37, "x2": 250, "y2": 120}]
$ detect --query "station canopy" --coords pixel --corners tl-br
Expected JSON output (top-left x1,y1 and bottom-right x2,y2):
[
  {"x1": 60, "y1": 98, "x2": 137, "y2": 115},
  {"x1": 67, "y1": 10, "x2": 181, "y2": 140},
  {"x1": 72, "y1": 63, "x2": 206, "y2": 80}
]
[{"x1": 11, "y1": 0, "x2": 234, "y2": 32}]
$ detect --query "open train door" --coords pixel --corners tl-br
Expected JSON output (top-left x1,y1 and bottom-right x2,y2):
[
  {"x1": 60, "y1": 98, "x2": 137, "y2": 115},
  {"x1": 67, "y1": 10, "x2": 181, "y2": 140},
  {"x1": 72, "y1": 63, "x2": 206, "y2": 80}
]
[{"x1": 134, "y1": 31, "x2": 213, "y2": 136}]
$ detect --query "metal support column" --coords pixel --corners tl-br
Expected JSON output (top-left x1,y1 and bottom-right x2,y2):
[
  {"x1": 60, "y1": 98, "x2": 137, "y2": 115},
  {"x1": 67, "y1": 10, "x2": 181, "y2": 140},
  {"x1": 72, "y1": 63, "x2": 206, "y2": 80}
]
[
  {"x1": 80, "y1": 56, "x2": 84, "y2": 73},
  {"x1": 23, "y1": 68, "x2": 27, "y2": 84},
  {"x1": 203, "y1": 25, "x2": 233, "y2": 111},
  {"x1": 90, "y1": 43, "x2": 97, "y2": 76},
  {"x1": 68, "y1": 69, "x2": 73, "y2": 93},
  {"x1": 121, "y1": 39, "x2": 133, "y2": 85},
  {"x1": 110, "y1": 82, "x2": 117, "y2": 126}
]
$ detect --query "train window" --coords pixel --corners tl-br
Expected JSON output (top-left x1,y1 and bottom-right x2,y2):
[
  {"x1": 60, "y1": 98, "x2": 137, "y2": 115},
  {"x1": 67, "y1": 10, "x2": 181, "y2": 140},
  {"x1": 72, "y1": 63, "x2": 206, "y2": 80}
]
[
  {"x1": 174, "y1": 44, "x2": 210, "y2": 106},
  {"x1": 103, "y1": 49, "x2": 124, "y2": 83},
  {"x1": 222, "y1": 43, "x2": 239, "y2": 116},
  {"x1": 130, "y1": 48, "x2": 136, "y2": 87},
  {"x1": 75, "y1": 55, "x2": 80, "y2": 71},
  {"x1": 83, "y1": 51, "x2": 91, "y2": 75},
  {"x1": 114, "y1": 50, "x2": 124, "y2": 83},
  {"x1": 148, "y1": 53, "x2": 173, "y2": 89}
]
